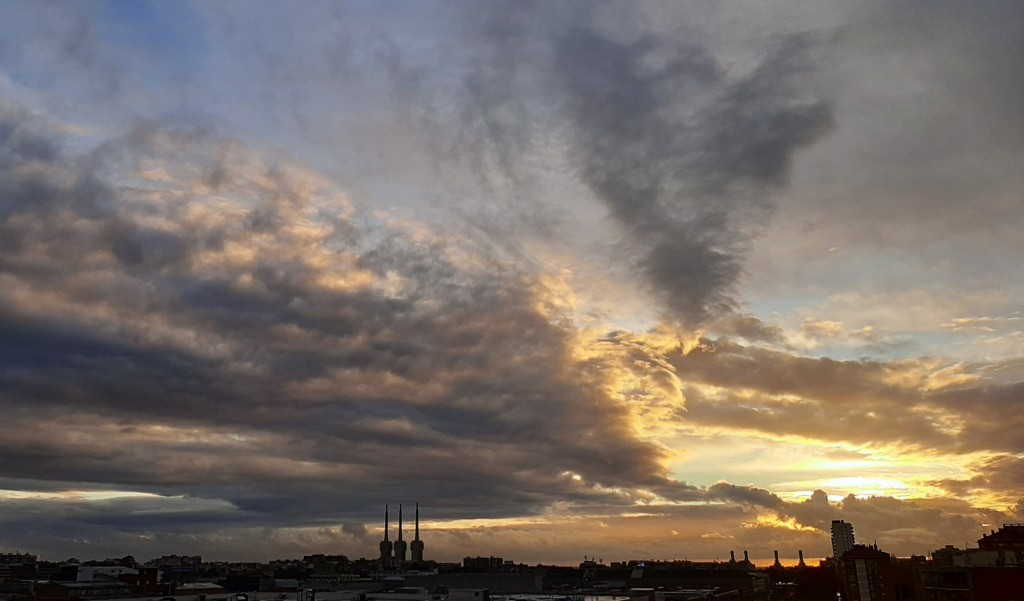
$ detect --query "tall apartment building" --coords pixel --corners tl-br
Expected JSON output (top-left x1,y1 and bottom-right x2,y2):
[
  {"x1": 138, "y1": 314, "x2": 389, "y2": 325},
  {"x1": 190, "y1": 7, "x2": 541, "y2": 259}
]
[{"x1": 832, "y1": 520, "x2": 856, "y2": 559}]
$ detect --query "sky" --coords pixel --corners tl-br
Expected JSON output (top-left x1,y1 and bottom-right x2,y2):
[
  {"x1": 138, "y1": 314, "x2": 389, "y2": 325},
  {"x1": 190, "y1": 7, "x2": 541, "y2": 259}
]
[{"x1": 1, "y1": 0, "x2": 1023, "y2": 566}]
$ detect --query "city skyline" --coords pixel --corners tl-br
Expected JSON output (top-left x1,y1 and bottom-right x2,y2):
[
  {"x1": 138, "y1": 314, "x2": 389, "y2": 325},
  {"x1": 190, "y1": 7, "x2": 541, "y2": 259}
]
[
  {"x1": 1, "y1": 0, "x2": 1023, "y2": 565},
  {"x1": 5, "y1": 519, "x2": 1020, "y2": 568}
]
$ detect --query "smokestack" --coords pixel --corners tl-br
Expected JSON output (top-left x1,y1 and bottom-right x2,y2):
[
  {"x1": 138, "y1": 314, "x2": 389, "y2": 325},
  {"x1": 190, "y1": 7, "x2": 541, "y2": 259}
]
[
  {"x1": 730, "y1": 551, "x2": 736, "y2": 563},
  {"x1": 743, "y1": 550, "x2": 749, "y2": 564},
  {"x1": 773, "y1": 550, "x2": 781, "y2": 568},
  {"x1": 393, "y1": 504, "x2": 408, "y2": 562},
  {"x1": 410, "y1": 503, "x2": 425, "y2": 562},
  {"x1": 379, "y1": 505, "x2": 394, "y2": 565},
  {"x1": 798, "y1": 550, "x2": 806, "y2": 567}
]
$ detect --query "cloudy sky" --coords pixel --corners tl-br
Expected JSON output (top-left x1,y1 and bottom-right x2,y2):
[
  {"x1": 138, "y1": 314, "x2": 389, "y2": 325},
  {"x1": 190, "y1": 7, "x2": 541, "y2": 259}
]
[{"x1": 1, "y1": 0, "x2": 1023, "y2": 565}]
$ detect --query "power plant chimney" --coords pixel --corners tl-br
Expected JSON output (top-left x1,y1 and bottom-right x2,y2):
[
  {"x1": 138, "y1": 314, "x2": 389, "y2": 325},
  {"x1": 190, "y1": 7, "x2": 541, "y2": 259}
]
[
  {"x1": 394, "y1": 504, "x2": 408, "y2": 562},
  {"x1": 379, "y1": 505, "x2": 394, "y2": 566},
  {"x1": 798, "y1": 550, "x2": 806, "y2": 567},
  {"x1": 410, "y1": 503, "x2": 425, "y2": 561},
  {"x1": 773, "y1": 550, "x2": 782, "y2": 568}
]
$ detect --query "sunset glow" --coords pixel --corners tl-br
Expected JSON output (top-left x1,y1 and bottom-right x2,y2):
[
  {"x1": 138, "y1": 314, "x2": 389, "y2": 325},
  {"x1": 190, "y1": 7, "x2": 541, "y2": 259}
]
[{"x1": 1, "y1": 0, "x2": 1023, "y2": 566}]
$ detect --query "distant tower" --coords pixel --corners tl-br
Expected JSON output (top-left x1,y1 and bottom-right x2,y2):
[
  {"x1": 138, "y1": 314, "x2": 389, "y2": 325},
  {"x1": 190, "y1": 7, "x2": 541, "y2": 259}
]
[
  {"x1": 831, "y1": 520, "x2": 855, "y2": 559},
  {"x1": 394, "y1": 504, "x2": 408, "y2": 562},
  {"x1": 772, "y1": 550, "x2": 782, "y2": 569},
  {"x1": 410, "y1": 503, "x2": 425, "y2": 561},
  {"x1": 798, "y1": 550, "x2": 806, "y2": 567},
  {"x1": 379, "y1": 505, "x2": 394, "y2": 566}
]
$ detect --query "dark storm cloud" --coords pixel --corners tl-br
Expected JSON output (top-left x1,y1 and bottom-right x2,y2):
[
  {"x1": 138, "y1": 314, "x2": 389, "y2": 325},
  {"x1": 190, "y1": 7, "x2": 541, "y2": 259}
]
[
  {"x1": 0, "y1": 108, "x2": 102, "y2": 222},
  {"x1": 451, "y1": 4, "x2": 833, "y2": 325},
  {"x1": 0, "y1": 104, "x2": 700, "y2": 557},
  {"x1": 709, "y1": 314, "x2": 785, "y2": 344},
  {"x1": 706, "y1": 482, "x2": 784, "y2": 510},
  {"x1": 56, "y1": 1, "x2": 837, "y2": 330},
  {"x1": 927, "y1": 383, "x2": 1024, "y2": 454}
]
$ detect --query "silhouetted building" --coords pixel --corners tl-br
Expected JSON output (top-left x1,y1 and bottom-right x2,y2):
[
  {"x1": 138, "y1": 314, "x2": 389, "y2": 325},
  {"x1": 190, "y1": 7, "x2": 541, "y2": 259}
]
[
  {"x1": 917, "y1": 565, "x2": 1024, "y2": 601},
  {"x1": 832, "y1": 520, "x2": 856, "y2": 559},
  {"x1": 917, "y1": 525, "x2": 1024, "y2": 600},
  {"x1": 837, "y1": 544, "x2": 891, "y2": 600},
  {"x1": 464, "y1": 557, "x2": 506, "y2": 573},
  {"x1": 765, "y1": 563, "x2": 839, "y2": 600},
  {"x1": 0, "y1": 553, "x2": 39, "y2": 582},
  {"x1": 118, "y1": 567, "x2": 161, "y2": 595},
  {"x1": 144, "y1": 554, "x2": 201, "y2": 568},
  {"x1": 625, "y1": 564, "x2": 767, "y2": 601},
  {"x1": 978, "y1": 523, "x2": 1024, "y2": 552}
]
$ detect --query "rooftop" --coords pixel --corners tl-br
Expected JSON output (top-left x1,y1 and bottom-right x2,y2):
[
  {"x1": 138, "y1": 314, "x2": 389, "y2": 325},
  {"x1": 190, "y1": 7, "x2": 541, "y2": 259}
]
[{"x1": 979, "y1": 524, "x2": 1024, "y2": 547}]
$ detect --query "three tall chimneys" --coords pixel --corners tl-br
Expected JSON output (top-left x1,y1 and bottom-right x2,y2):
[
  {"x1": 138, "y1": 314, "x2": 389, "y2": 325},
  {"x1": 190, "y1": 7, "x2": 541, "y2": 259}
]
[{"x1": 380, "y1": 503, "x2": 424, "y2": 565}]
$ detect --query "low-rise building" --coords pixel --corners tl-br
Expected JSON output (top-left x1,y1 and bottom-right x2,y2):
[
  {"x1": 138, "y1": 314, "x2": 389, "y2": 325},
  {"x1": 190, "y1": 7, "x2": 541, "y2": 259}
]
[{"x1": 917, "y1": 524, "x2": 1024, "y2": 600}]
